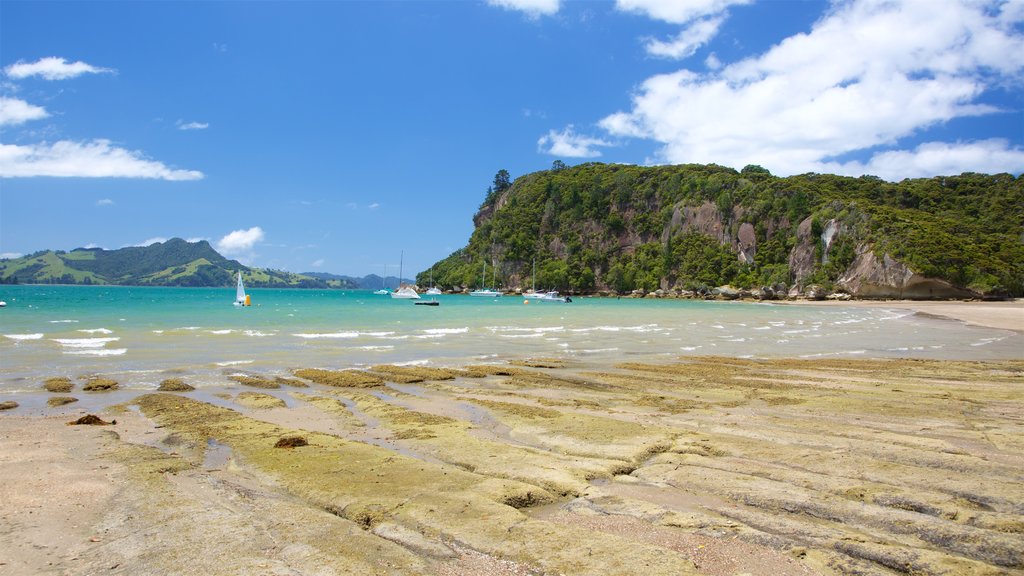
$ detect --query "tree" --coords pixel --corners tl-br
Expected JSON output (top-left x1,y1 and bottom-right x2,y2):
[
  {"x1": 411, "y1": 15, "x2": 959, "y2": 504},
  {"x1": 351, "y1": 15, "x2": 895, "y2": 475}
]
[
  {"x1": 551, "y1": 160, "x2": 567, "y2": 172},
  {"x1": 493, "y1": 169, "x2": 512, "y2": 193}
]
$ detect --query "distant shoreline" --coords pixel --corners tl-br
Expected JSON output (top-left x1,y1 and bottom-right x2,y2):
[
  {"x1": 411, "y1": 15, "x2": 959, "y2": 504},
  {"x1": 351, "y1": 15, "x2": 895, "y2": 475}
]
[{"x1": 776, "y1": 298, "x2": 1023, "y2": 333}]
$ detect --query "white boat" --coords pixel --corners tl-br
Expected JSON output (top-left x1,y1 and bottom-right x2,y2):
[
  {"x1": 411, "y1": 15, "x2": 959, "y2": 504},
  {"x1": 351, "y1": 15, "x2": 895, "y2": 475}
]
[
  {"x1": 469, "y1": 261, "x2": 502, "y2": 297},
  {"x1": 233, "y1": 272, "x2": 251, "y2": 306},
  {"x1": 524, "y1": 259, "x2": 544, "y2": 298},
  {"x1": 373, "y1": 264, "x2": 391, "y2": 295},
  {"x1": 537, "y1": 291, "x2": 571, "y2": 303},
  {"x1": 391, "y1": 251, "x2": 420, "y2": 299},
  {"x1": 426, "y1": 268, "x2": 441, "y2": 294}
]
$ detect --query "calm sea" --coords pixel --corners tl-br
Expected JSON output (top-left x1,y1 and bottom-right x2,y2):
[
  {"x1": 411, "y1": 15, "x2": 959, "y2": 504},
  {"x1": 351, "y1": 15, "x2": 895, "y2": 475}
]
[{"x1": 0, "y1": 285, "x2": 1019, "y2": 393}]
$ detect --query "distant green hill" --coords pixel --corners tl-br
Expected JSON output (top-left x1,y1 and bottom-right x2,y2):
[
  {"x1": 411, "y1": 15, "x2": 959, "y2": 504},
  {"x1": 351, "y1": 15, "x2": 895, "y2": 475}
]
[
  {"x1": 420, "y1": 164, "x2": 1023, "y2": 299},
  {"x1": 0, "y1": 238, "x2": 353, "y2": 288}
]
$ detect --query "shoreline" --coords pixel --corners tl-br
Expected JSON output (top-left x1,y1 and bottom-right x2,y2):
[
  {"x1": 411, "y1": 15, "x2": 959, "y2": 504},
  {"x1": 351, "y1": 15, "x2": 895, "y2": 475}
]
[
  {"x1": 778, "y1": 298, "x2": 1024, "y2": 332},
  {"x1": 2, "y1": 356, "x2": 1022, "y2": 575}
]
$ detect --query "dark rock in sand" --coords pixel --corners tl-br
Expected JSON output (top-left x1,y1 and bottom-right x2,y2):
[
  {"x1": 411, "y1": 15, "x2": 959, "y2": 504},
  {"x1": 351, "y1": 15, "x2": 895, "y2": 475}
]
[
  {"x1": 47, "y1": 396, "x2": 79, "y2": 407},
  {"x1": 83, "y1": 378, "x2": 119, "y2": 392},
  {"x1": 0, "y1": 401, "x2": 18, "y2": 411},
  {"x1": 43, "y1": 377, "x2": 74, "y2": 393},
  {"x1": 68, "y1": 414, "x2": 115, "y2": 425},
  {"x1": 274, "y1": 436, "x2": 308, "y2": 448},
  {"x1": 158, "y1": 378, "x2": 195, "y2": 392}
]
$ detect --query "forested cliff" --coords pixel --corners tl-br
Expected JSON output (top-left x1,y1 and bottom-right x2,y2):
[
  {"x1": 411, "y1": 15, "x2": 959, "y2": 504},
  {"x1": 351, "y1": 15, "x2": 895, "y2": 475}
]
[{"x1": 420, "y1": 163, "x2": 1023, "y2": 299}]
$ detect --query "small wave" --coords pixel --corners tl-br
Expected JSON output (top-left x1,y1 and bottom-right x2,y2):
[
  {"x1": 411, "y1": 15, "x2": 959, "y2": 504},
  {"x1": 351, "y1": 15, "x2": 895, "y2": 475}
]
[
  {"x1": 65, "y1": 348, "x2": 127, "y2": 356},
  {"x1": 52, "y1": 337, "x2": 120, "y2": 349},
  {"x1": 5, "y1": 333, "x2": 44, "y2": 341},
  {"x1": 395, "y1": 359, "x2": 429, "y2": 367},
  {"x1": 500, "y1": 333, "x2": 545, "y2": 339},
  {"x1": 216, "y1": 360, "x2": 254, "y2": 366},
  {"x1": 78, "y1": 328, "x2": 114, "y2": 334},
  {"x1": 970, "y1": 337, "x2": 1006, "y2": 347},
  {"x1": 577, "y1": 347, "x2": 620, "y2": 354},
  {"x1": 208, "y1": 329, "x2": 234, "y2": 335},
  {"x1": 292, "y1": 332, "x2": 359, "y2": 339},
  {"x1": 799, "y1": 350, "x2": 867, "y2": 358},
  {"x1": 752, "y1": 326, "x2": 772, "y2": 331},
  {"x1": 178, "y1": 326, "x2": 201, "y2": 331},
  {"x1": 365, "y1": 331, "x2": 396, "y2": 337},
  {"x1": 357, "y1": 345, "x2": 394, "y2": 351},
  {"x1": 244, "y1": 330, "x2": 274, "y2": 337},
  {"x1": 49, "y1": 319, "x2": 79, "y2": 323},
  {"x1": 680, "y1": 346, "x2": 702, "y2": 351},
  {"x1": 422, "y1": 327, "x2": 469, "y2": 335},
  {"x1": 152, "y1": 330, "x2": 165, "y2": 334}
]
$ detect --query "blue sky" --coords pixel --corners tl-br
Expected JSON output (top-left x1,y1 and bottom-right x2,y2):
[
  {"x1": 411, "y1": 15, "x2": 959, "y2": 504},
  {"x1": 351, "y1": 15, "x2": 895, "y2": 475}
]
[{"x1": 2, "y1": 0, "x2": 1022, "y2": 277}]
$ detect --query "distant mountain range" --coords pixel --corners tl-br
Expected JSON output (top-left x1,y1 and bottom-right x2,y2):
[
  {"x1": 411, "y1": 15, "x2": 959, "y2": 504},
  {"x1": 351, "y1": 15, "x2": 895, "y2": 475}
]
[{"x1": 0, "y1": 238, "x2": 408, "y2": 289}]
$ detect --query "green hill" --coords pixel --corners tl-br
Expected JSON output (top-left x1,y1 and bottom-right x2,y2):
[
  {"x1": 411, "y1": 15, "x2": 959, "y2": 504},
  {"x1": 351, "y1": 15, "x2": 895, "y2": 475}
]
[
  {"x1": 420, "y1": 164, "x2": 1023, "y2": 299},
  {"x1": 0, "y1": 238, "x2": 349, "y2": 288}
]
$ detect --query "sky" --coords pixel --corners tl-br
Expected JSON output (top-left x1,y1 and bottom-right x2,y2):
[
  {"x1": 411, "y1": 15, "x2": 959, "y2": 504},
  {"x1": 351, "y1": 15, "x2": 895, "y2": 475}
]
[{"x1": 1, "y1": 0, "x2": 1022, "y2": 277}]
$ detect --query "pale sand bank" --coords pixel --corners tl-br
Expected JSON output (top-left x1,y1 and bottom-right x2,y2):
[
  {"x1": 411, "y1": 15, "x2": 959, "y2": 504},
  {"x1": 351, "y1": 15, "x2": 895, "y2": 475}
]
[
  {"x1": 788, "y1": 299, "x2": 1024, "y2": 332},
  {"x1": 1, "y1": 358, "x2": 1022, "y2": 575}
]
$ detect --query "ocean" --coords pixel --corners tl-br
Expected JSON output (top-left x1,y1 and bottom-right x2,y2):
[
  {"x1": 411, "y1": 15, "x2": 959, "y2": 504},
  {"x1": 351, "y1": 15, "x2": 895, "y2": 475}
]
[{"x1": 1, "y1": 285, "x2": 1020, "y2": 394}]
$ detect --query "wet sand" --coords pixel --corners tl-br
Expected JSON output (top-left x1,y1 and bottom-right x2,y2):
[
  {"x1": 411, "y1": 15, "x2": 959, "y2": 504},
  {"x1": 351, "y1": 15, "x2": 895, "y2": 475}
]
[
  {"x1": 789, "y1": 299, "x2": 1024, "y2": 332},
  {"x1": 2, "y1": 356, "x2": 1023, "y2": 575}
]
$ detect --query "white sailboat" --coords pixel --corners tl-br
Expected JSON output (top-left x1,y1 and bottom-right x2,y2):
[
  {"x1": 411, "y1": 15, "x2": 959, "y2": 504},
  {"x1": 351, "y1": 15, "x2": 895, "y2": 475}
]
[
  {"x1": 524, "y1": 258, "x2": 544, "y2": 299},
  {"x1": 426, "y1": 268, "x2": 441, "y2": 295},
  {"x1": 233, "y1": 272, "x2": 251, "y2": 306},
  {"x1": 373, "y1": 264, "x2": 390, "y2": 295},
  {"x1": 469, "y1": 261, "x2": 502, "y2": 297},
  {"x1": 391, "y1": 251, "x2": 420, "y2": 299}
]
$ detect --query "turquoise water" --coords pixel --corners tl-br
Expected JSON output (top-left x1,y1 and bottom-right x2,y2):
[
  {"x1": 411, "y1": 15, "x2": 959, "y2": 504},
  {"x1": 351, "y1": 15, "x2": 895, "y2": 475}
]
[{"x1": 0, "y1": 285, "x2": 1019, "y2": 393}]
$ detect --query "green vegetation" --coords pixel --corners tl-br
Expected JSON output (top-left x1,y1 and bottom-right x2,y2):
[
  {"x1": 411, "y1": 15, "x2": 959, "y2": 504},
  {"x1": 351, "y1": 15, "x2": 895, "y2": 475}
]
[
  {"x1": 0, "y1": 238, "x2": 353, "y2": 289},
  {"x1": 418, "y1": 165, "x2": 1022, "y2": 297}
]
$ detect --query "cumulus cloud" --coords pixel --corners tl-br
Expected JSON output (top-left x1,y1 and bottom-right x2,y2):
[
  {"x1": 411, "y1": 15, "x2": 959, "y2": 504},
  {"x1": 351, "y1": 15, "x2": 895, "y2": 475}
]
[
  {"x1": 538, "y1": 125, "x2": 612, "y2": 158},
  {"x1": 96, "y1": 198, "x2": 114, "y2": 206},
  {"x1": 0, "y1": 97, "x2": 49, "y2": 126},
  {"x1": 134, "y1": 237, "x2": 167, "y2": 247},
  {"x1": 599, "y1": 0, "x2": 1024, "y2": 179},
  {"x1": 0, "y1": 140, "x2": 204, "y2": 180},
  {"x1": 177, "y1": 120, "x2": 209, "y2": 130},
  {"x1": 312, "y1": 258, "x2": 325, "y2": 268},
  {"x1": 644, "y1": 16, "x2": 725, "y2": 59},
  {"x1": 367, "y1": 202, "x2": 380, "y2": 210},
  {"x1": 5, "y1": 57, "x2": 114, "y2": 80},
  {"x1": 615, "y1": 0, "x2": 752, "y2": 24},
  {"x1": 486, "y1": 0, "x2": 560, "y2": 18},
  {"x1": 1, "y1": 252, "x2": 23, "y2": 260},
  {"x1": 217, "y1": 227, "x2": 265, "y2": 259}
]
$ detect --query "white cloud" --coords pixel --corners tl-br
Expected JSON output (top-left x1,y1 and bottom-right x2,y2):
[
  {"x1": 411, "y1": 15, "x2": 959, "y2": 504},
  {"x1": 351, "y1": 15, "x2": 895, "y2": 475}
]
[
  {"x1": 538, "y1": 125, "x2": 612, "y2": 158},
  {"x1": 486, "y1": 0, "x2": 560, "y2": 18},
  {"x1": 177, "y1": 120, "x2": 209, "y2": 131},
  {"x1": 134, "y1": 237, "x2": 167, "y2": 247},
  {"x1": 0, "y1": 97, "x2": 49, "y2": 126},
  {"x1": 1, "y1": 252, "x2": 23, "y2": 259},
  {"x1": 599, "y1": 0, "x2": 1024, "y2": 179},
  {"x1": 819, "y1": 139, "x2": 1024, "y2": 181},
  {"x1": 5, "y1": 57, "x2": 114, "y2": 80},
  {"x1": 216, "y1": 227, "x2": 265, "y2": 258},
  {"x1": 96, "y1": 198, "x2": 114, "y2": 206},
  {"x1": 312, "y1": 259, "x2": 325, "y2": 268},
  {"x1": 644, "y1": 16, "x2": 725, "y2": 59},
  {"x1": 367, "y1": 202, "x2": 380, "y2": 210},
  {"x1": 704, "y1": 52, "x2": 722, "y2": 70},
  {"x1": 186, "y1": 237, "x2": 209, "y2": 243},
  {"x1": 0, "y1": 140, "x2": 204, "y2": 180},
  {"x1": 616, "y1": 0, "x2": 751, "y2": 24}
]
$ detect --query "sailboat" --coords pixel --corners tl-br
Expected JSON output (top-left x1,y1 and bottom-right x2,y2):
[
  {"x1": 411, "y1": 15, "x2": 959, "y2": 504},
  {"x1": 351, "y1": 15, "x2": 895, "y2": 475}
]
[
  {"x1": 426, "y1": 268, "x2": 441, "y2": 295},
  {"x1": 233, "y1": 272, "x2": 251, "y2": 306},
  {"x1": 373, "y1": 265, "x2": 390, "y2": 295},
  {"x1": 391, "y1": 251, "x2": 420, "y2": 299},
  {"x1": 469, "y1": 261, "x2": 502, "y2": 297},
  {"x1": 524, "y1": 258, "x2": 544, "y2": 299}
]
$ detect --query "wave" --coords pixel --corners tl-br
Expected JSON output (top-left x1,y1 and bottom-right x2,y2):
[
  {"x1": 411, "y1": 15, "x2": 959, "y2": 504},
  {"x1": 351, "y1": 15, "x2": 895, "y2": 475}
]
[
  {"x1": 52, "y1": 337, "x2": 120, "y2": 348},
  {"x1": 215, "y1": 360, "x2": 254, "y2": 366},
  {"x1": 422, "y1": 327, "x2": 469, "y2": 335},
  {"x1": 65, "y1": 348, "x2": 127, "y2": 356},
  {"x1": 208, "y1": 329, "x2": 234, "y2": 335},
  {"x1": 292, "y1": 332, "x2": 359, "y2": 339},
  {"x1": 49, "y1": 319, "x2": 78, "y2": 323},
  {"x1": 5, "y1": 333, "x2": 44, "y2": 341},
  {"x1": 243, "y1": 330, "x2": 275, "y2": 337},
  {"x1": 78, "y1": 328, "x2": 114, "y2": 334}
]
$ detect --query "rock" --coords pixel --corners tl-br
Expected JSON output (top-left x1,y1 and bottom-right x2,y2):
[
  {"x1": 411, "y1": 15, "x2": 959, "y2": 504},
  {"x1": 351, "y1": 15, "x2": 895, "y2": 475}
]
[
  {"x1": 47, "y1": 396, "x2": 78, "y2": 407},
  {"x1": 837, "y1": 247, "x2": 976, "y2": 299},
  {"x1": 804, "y1": 285, "x2": 828, "y2": 300},
  {"x1": 0, "y1": 401, "x2": 18, "y2": 411},
  {"x1": 274, "y1": 436, "x2": 308, "y2": 448},
  {"x1": 826, "y1": 292, "x2": 852, "y2": 301},
  {"x1": 43, "y1": 377, "x2": 74, "y2": 393},
  {"x1": 68, "y1": 414, "x2": 114, "y2": 425},
  {"x1": 371, "y1": 523, "x2": 457, "y2": 559},
  {"x1": 713, "y1": 286, "x2": 740, "y2": 300},
  {"x1": 83, "y1": 378, "x2": 118, "y2": 392},
  {"x1": 788, "y1": 217, "x2": 817, "y2": 287},
  {"x1": 158, "y1": 378, "x2": 195, "y2": 392},
  {"x1": 737, "y1": 222, "x2": 757, "y2": 264}
]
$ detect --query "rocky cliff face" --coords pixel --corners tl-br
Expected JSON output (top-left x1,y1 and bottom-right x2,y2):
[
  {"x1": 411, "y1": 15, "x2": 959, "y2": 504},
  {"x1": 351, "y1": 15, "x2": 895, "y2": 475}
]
[{"x1": 838, "y1": 247, "x2": 976, "y2": 299}]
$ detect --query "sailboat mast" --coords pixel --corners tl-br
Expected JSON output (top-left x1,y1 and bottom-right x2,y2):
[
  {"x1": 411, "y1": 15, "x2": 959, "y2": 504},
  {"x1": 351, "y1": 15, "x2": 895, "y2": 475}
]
[{"x1": 398, "y1": 250, "x2": 404, "y2": 289}]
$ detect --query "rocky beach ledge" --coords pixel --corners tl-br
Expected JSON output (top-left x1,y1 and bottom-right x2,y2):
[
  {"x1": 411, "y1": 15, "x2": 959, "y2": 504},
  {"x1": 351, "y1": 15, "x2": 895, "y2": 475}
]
[{"x1": 2, "y1": 339, "x2": 1023, "y2": 575}]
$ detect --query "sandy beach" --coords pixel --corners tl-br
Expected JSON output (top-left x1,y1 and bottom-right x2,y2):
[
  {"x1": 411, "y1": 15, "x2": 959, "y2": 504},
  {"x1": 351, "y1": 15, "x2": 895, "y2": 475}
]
[
  {"x1": 2, "y1": 352, "x2": 1022, "y2": 575},
  {"x1": 789, "y1": 298, "x2": 1024, "y2": 332}
]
